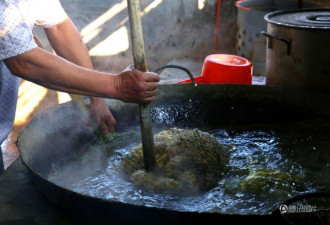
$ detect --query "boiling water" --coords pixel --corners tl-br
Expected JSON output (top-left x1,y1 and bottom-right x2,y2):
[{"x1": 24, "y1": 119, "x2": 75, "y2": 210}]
[{"x1": 49, "y1": 124, "x2": 330, "y2": 214}]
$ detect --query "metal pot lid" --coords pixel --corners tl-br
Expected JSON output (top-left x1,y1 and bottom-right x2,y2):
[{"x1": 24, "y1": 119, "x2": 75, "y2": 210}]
[{"x1": 265, "y1": 8, "x2": 330, "y2": 29}]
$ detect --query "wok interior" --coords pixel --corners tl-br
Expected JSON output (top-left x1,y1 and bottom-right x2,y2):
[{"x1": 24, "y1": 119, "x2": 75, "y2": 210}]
[
  {"x1": 18, "y1": 84, "x2": 330, "y2": 178},
  {"x1": 17, "y1": 84, "x2": 330, "y2": 212}
]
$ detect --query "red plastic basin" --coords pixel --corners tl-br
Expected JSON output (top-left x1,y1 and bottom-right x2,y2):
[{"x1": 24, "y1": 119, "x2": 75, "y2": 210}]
[{"x1": 178, "y1": 54, "x2": 253, "y2": 84}]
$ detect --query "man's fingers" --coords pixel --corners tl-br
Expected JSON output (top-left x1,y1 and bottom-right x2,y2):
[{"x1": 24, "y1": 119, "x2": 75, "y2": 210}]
[
  {"x1": 145, "y1": 82, "x2": 158, "y2": 91},
  {"x1": 143, "y1": 96, "x2": 156, "y2": 103},
  {"x1": 133, "y1": 68, "x2": 160, "y2": 82},
  {"x1": 143, "y1": 72, "x2": 160, "y2": 82},
  {"x1": 105, "y1": 116, "x2": 116, "y2": 133},
  {"x1": 144, "y1": 90, "x2": 157, "y2": 98},
  {"x1": 116, "y1": 68, "x2": 160, "y2": 103},
  {"x1": 98, "y1": 117, "x2": 115, "y2": 137},
  {"x1": 99, "y1": 122, "x2": 109, "y2": 137}
]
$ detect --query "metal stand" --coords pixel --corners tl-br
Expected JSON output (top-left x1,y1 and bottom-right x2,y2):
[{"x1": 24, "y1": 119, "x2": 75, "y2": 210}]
[{"x1": 0, "y1": 146, "x2": 4, "y2": 174}]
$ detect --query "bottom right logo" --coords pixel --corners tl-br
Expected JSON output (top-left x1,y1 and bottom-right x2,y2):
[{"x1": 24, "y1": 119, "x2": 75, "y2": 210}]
[{"x1": 279, "y1": 204, "x2": 317, "y2": 214}]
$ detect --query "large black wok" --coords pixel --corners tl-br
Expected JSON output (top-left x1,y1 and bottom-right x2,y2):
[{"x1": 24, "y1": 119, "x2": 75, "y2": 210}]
[{"x1": 17, "y1": 84, "x2": 330, "y2": 225}]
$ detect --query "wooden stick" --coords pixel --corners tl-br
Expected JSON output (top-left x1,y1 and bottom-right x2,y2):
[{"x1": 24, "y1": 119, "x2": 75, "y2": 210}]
[{"x1": 127, "y1": 0, "x2": 156, "y2": 172}]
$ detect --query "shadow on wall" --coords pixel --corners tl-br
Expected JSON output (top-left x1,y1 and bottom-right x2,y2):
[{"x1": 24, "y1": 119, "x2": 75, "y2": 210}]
[{"x1": 35, "y1": 0, "x2": 237, "y2": 73}]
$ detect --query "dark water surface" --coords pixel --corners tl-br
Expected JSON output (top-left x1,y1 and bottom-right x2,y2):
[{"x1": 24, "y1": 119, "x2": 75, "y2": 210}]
[{"x1": 49, "y1": 120, "x2": 330, "y2": 215}]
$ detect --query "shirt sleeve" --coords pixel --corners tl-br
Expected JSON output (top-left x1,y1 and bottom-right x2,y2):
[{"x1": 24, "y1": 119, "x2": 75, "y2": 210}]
[
  {"x1": 0, "y1": 1, "x2": 37, "y2": 60},
  {"x1": 34, "y1": 0, "x2": 68, "y2": 28}
]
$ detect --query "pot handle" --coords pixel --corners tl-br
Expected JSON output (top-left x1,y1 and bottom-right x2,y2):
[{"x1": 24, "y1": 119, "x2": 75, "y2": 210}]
[
  {"x1": 261, "y1": 31, "x2": 291, "y2": 55},
  {"x1": 152, "y1": 64, "x2": 196, "y2": 85}
]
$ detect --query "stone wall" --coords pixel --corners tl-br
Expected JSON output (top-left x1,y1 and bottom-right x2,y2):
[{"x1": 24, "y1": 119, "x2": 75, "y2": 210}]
[
  {"x1": 34, "y1": 0, "x2": 238, "y2": 73},
  {"x1": 35, "y1": 0, "x2": 328, "y2": 75}
]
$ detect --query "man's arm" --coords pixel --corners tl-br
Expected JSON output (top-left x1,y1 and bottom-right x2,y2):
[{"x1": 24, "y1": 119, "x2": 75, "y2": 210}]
[
  {"x1": 5, "y1": 46, "x2": 159, "y2": 134},
  {"x1": 5, "y1": 46, "x2": 159, "y2": 100},
  {"x1": 5, "y1": 47, "x2": 111, "y2": 97},
  {"x1": 44, "y1": 18, "x2": 93, "y2": 70},
  {"x1": 44, "y1": 17, "x2": 115, "y2": 135}
]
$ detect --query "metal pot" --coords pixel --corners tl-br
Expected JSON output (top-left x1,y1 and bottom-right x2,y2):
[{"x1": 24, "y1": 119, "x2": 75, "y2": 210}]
[
  {"x1": 236, "y1": 0, "x2": 324, "y2": 76},
  {"x1": 262, "y1": 9, "x2": 330, "y2": 93},
  {"x1": 17, "y1": 84, "x2": 330, "y2": 225}
]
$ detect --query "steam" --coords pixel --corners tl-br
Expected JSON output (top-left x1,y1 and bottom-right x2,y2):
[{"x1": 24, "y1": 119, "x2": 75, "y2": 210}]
[
  {"x1": 46, "y1": 104, "x2": 141, "y2": 191},
  {"x1": 43, "y1": 103, "x2": 106, "y2": 186}
]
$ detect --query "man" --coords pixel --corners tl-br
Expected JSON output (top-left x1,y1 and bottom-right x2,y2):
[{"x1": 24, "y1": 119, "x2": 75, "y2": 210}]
[{"x1": 0, "y1": 0, "x2": 160, "y2": 173}]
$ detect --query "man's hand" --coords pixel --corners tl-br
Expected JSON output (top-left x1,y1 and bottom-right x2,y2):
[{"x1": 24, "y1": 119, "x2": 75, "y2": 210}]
[
  {"x1": 89, "y1": 97, "x2": 115, "y2": 137},
  {"x1": 112, "y1": 65, "x2": 160, "y2": 103}
]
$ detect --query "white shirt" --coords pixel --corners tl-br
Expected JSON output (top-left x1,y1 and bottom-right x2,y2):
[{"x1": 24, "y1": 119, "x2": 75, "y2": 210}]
[{"x1": 0, "y1": 0, "x2": 67, "y2": 144}]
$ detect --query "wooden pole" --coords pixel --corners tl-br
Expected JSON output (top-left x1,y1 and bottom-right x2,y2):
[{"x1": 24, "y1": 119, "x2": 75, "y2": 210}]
[{"x1": 127, "y1": 0, "x2": 156, "y2": 172}]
